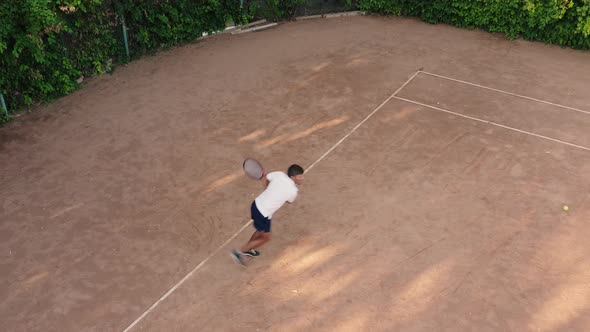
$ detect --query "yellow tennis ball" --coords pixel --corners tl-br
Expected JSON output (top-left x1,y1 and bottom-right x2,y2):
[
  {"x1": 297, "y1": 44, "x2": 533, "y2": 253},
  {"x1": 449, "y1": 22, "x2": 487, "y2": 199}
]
[{"x1": 563, "y1": 205, "x2": 569, "y2": 211}]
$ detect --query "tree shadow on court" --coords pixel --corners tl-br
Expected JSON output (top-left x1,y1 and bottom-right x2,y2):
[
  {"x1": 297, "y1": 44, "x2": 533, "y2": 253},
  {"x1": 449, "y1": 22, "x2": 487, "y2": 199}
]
[
  {"x1": 202, "y1": 115, "x2": 350, "y2": 194},
  {"x1": 226, "y1": 163, "x2": 590, "y2": 332},
  {"x1": 241, "y1": 209, "x2": 590, "y2": 331},
  {"x1": 137, "y1": 90, "x2": 590, "y2": 331}
]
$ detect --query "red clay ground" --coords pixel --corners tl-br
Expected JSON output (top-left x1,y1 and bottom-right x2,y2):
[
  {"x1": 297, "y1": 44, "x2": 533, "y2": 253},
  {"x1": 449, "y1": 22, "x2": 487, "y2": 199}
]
[{"x1": 1, "y1": 15, "x2": 590, "y2": 332}]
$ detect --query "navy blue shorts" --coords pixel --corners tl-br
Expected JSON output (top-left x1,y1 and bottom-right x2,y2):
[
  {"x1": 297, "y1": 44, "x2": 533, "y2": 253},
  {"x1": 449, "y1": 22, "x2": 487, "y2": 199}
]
[{"x1": 251, "y1": 201, "x2": 271, "y2": 233}]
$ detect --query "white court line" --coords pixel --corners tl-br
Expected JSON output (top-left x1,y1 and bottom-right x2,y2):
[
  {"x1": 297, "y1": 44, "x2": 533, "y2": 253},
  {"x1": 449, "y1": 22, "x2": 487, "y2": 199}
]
[
  {"x1": 121, "y1": 70, "x2": 421, "y2": 332},
  {"x1": 393, "y1": 96, "x2": 590, "y2": 152},
  {"x1": 121, "y1": 220, "x2": 253, "y2": 332},
  {"x1": 306, "y1": 71, "x2": 420, "y2": 172},
  {"x1": 418, "y1": 71, "x2": 590, "y2": 116}
]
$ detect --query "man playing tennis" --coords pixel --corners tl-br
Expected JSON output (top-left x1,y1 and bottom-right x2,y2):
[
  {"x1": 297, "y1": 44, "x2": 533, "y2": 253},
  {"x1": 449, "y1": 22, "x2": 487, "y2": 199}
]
[{"x1": 231, "y1": 164, "x2": 305, "y2": 266}]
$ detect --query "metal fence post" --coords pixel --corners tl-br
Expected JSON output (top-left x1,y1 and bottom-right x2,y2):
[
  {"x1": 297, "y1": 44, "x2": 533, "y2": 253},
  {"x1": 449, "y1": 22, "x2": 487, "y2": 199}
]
[
  {"x1": 121, "y1": 14, "x2": 130, "y2": 58},
  {"x1": 0, "y1": 92, "x2": 8, "y2": 118}
]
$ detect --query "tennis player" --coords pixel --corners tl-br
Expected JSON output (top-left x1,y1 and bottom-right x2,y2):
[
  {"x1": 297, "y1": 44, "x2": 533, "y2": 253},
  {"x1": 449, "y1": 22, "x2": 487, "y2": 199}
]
[{"x1": 231, "y1": 164, "x2": 304, "y2": 266}]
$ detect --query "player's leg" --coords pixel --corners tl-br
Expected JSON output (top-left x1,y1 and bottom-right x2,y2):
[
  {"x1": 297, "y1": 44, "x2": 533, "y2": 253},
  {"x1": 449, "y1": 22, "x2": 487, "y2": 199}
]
[
  {"x1": 240, "y1": 231, "x2": 264, "y2": 256},
  {"x1": 248, "y1": 231, "x2": 263, "y2": 243},
  {"x1": 244, "y1": 201, "x2": 271, "y2": 253},
  {"x1": 231, "y1": 202, "x2": 268, "y2": 265},
  {"x1": 240, "y1": 213, "x2": 271, "y2": 253},
  {"x1": 232, "y1": 228, "x2": 269, "y2": 265},
  {"x1": 241, "y1": 231, "x2": 271, "y2": 253}
]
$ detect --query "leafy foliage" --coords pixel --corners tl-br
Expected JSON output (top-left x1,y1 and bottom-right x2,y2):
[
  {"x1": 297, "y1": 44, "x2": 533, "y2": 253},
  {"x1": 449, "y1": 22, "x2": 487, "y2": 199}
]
[
  {"x1": 0, "y1": 0, "x2": 328, "y2": 121},
  {"x1": 9, "y1": 1, "x2": 584, "y2": 123},
  {"x1": 358, "y1": 0, "x2": 590, "y2": 48}
]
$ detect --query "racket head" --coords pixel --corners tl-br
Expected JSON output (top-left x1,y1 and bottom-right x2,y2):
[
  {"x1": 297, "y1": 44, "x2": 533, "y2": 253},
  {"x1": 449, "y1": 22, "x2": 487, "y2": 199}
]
[{"x1": 243, "y1": 158, "x2": 265, "y2": 180}]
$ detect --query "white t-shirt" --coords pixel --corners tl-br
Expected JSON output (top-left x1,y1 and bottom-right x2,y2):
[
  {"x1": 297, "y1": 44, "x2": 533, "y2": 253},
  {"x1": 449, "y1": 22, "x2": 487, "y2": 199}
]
[{"x1": 255, "y1": 171, "x2": 298, "y2": 218}]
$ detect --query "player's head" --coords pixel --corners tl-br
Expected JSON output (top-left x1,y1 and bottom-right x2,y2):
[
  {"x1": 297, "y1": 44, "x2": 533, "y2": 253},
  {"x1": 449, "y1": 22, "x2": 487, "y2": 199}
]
[{"x1": 288, "y1": 164, "x2": 304, "y2": 185}]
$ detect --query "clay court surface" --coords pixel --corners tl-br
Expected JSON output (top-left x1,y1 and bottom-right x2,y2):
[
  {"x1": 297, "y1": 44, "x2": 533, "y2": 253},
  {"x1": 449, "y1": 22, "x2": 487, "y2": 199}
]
[{"x1": 2, "y1": 15, "x2": 590, "y2": 332}]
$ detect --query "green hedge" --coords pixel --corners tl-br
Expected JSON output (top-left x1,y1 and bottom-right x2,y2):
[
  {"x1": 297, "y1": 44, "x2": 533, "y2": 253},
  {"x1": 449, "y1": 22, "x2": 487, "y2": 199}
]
[
  {"x1": 8, "y1": 1, "x2": 583, "y2": 123},
  {"x1": 0, "y1": 0, "x2": 306, "y2": 122},
  {"x1": 358, "y1": 0, "x2": 590, "y2": 49}
]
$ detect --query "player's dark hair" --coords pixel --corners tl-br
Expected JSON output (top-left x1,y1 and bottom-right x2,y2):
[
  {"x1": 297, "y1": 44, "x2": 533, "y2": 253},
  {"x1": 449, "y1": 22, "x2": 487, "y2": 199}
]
[{"x1": 287, "y1": 164, "x2": 304, "y2": 177}]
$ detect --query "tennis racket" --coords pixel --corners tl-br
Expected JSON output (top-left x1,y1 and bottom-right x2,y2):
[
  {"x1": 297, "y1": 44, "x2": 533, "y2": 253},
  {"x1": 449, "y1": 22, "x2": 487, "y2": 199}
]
[{"x1": 243, "y1": 158, "x2": 266, "y2": 180}]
